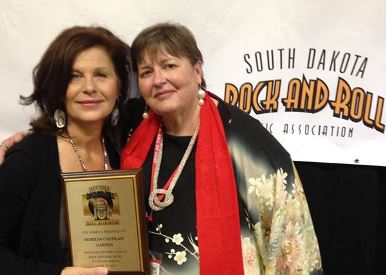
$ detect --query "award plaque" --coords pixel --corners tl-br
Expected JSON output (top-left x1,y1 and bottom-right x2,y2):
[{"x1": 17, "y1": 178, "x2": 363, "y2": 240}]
[{"x1": 61, "y1": 169, "x2": 150, "y2": 274}]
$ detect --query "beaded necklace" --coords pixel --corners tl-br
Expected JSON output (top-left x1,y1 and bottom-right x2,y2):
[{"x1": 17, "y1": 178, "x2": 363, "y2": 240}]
[{"x1": 148, "y1": 122, "x2": 199, "y2": 212}]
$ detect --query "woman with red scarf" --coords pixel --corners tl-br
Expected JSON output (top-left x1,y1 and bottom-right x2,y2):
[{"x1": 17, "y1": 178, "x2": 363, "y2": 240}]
[{"x1": 121, "y1": 22, "x2": 323, "y2": 275}]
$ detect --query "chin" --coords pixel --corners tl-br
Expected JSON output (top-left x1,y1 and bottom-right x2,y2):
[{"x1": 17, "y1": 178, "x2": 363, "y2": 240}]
[
  {"x1": 153, "y1": 106, "x2": 177, "y2": 117},
  {"x1": 70, "y1": 114, "x2": 109, "y2": 125},
  {"x1": 149, "y1": 102, "x2": 177, "y2": 116}
]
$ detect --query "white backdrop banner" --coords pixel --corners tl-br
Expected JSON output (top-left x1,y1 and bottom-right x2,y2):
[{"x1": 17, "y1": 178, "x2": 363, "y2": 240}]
[{"x1": 0, "y1": 0, "x2": 385, "y2": 166}]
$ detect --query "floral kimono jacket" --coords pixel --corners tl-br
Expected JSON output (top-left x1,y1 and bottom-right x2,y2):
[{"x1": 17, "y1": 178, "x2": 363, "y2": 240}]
[{"x1": 225, "y1": 103, "x2": 323, "y2": 274}]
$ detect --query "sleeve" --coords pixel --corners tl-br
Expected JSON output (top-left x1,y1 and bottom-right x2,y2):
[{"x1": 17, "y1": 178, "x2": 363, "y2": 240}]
[
  {"x1": 246, "y1": 158, "x2": 323, "y2": 274},
  {"x1": 0, "y1": 148, "x2": 62, "y2": 275},
  {"x1": 226, "y1": 106, "x2": 323, "y2": 274}
]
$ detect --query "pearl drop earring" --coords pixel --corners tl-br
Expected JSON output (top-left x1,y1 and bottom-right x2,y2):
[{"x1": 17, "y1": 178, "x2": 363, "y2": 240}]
[
  {"x1": 198, "y1": 89, "x2": 206, "y2": 106},
  {"x1": 142, "y1": 105, "x2": 149, "y2": 119}
]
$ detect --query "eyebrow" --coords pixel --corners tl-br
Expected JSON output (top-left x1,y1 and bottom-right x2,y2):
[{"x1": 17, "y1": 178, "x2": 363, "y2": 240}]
[
  {"x1": 159, "y1": 57, "x2": 179, "y2": 65},
  {"x1": 138, "y1": 64, "x2": 152, "y2": 71},
  {"x1": 71, "y1": 66, "x2": 111, "y2": 71},
  {"x1": 139, "y1": 57, "x2": 178, "y2": 68}
]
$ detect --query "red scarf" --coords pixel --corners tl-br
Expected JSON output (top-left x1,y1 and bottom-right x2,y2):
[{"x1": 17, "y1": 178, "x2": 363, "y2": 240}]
[{"x1": 120, "y1": 93, "x2": 244, "y2": 274}]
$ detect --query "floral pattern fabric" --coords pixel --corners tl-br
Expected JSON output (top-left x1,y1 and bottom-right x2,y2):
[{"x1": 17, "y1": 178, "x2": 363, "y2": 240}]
[
  {"x1": 242, "y1": 167, "x2": 322, "y2": 274},
  {"x1": 227, "y1": 102, "x2": 323, "y2": 274},
  {"x1": 146, "y1": 164, "x2": 322, "y2": 274}
]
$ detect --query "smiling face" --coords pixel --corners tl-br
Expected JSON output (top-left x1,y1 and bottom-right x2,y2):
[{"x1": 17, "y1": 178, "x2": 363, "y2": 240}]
[
  {"x1": 137, "y1": 50, "x2": 202, "y2": 118},
  {"x1": 65, "y1": 46, "x2": 119, "y2": 128}
]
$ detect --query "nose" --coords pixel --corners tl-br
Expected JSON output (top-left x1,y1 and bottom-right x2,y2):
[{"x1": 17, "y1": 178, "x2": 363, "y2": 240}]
[
  {"x1": 153, "y1": 68, "x2": 166, "y2": 86},
  {"x1": 83, "y1": 76, "x2": 96, "y2": 93}
]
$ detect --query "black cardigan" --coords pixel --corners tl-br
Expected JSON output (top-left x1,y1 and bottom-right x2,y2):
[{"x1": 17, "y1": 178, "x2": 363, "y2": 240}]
[{"x1": 0, "y1": 133, "x2": 119, "y2": 275}]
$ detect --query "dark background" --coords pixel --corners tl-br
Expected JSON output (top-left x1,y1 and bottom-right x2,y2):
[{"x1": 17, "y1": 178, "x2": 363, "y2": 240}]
[{"x1": 295, "y1": 162, "x2": 386, "y2": 275}]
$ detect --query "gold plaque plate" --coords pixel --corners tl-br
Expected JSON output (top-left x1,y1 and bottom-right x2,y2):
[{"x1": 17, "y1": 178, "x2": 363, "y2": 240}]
[{"x1": 62, "y1": 169, "x2": 149, "y2": 274}]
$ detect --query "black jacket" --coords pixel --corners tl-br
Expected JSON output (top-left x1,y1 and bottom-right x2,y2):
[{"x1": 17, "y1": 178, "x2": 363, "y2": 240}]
[{"x1": 0, "y1": 133, "x2": 119, "y2": 275}]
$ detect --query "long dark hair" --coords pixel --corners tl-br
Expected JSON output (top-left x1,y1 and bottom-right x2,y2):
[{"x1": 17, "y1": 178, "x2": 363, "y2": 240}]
[{"x1": 20, "y1": 26, "x2": 131, "y2": 137}]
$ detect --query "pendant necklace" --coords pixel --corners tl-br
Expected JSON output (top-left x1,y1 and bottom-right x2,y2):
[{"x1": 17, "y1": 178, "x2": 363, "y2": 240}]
[
  {"x1": 148, "y1": 122, "x2": 199, "y2": 215},
  {"x1": 68, "y1": 135, "x2": 109, "y2": 171}
]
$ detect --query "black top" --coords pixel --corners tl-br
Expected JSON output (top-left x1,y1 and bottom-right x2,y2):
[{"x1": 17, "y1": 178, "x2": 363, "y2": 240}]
[
  {"x1": 0, "y1": 133, "x2": 119, "y2": 275},
  {"x1": 142, "y1": 132, "x2": 198, "y2": 272}
]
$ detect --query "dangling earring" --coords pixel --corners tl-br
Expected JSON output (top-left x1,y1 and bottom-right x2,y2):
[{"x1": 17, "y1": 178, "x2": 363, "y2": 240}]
[
  {"x1": 142, "y1": 104, "x2": 149, "y2": 119},
  {"x1": 198, "y1": 89, "x2": 206, "y2": 106},
  {"x1": 54, "y1": 108, "x2": 66, "y2": 129},
  {"x1": 110, "y1": 106, "x2": 119, "y2": 126}
]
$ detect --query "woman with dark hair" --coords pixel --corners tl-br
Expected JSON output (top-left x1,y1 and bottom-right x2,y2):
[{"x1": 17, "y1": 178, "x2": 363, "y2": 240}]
[
  {"x1": 0, "y1": 26, "x2": 130, "y2": 275},
  {"x1": 121, "y1": 22, "x2": 323, "y2": 274}
]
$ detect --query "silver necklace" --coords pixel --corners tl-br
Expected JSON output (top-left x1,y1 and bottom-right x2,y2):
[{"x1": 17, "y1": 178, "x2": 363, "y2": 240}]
[
  {"x1": 68, "y1": 136, "x2": 109, "y2": 171},
  {"x1": 148, "y1": 122, "x2": 200, "y2": 211}
]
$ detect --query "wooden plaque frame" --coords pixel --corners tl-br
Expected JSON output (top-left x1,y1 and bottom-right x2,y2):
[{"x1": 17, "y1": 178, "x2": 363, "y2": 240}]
[{"x1": 61, "y1": 169, "x2": 149, "y2": 274}]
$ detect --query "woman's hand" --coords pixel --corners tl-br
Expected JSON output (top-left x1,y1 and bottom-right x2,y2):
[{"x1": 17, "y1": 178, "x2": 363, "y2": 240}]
[
  {"x1": 0, "y1": 131, "x2": 26, "y2": 164},
  {"x1": 60, "y1": 266, "x2": 108, "y2": 275}
]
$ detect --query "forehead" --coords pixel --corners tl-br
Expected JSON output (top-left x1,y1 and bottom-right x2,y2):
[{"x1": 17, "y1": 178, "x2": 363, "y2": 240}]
[
  {"x1": 73, "y1": 46, "x2": 113, "y2": 67},
  {"x1": 138, "y1": 46, "x2": 183, "y2": 65}
]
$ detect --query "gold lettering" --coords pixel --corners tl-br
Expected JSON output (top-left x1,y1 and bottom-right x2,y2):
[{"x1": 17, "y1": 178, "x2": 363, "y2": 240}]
[
  {"x1": 350, "y1": 88, "x2": 365, "y2": 121},
  {"x1": 224, "y1": 83, "x2": 239, "y2": 105},
  {"x1": 261, "y1": 80, "x2": 281, "y2": 111},
  {"x1": 330, "y1": 78, "x2": 351, "y2": 118},
  {"x1": 282, "y1": 78, "x2": 301, "y2": 110},
  {"x1": 314, "y1": 79, "x2": 329, "y2": 111},
  {"x1": 239, "y1": 83, "x2": 253, "y2": 113},
  {"x1": 252, "y1": 82, "x2": 265, "y2": 113}
]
